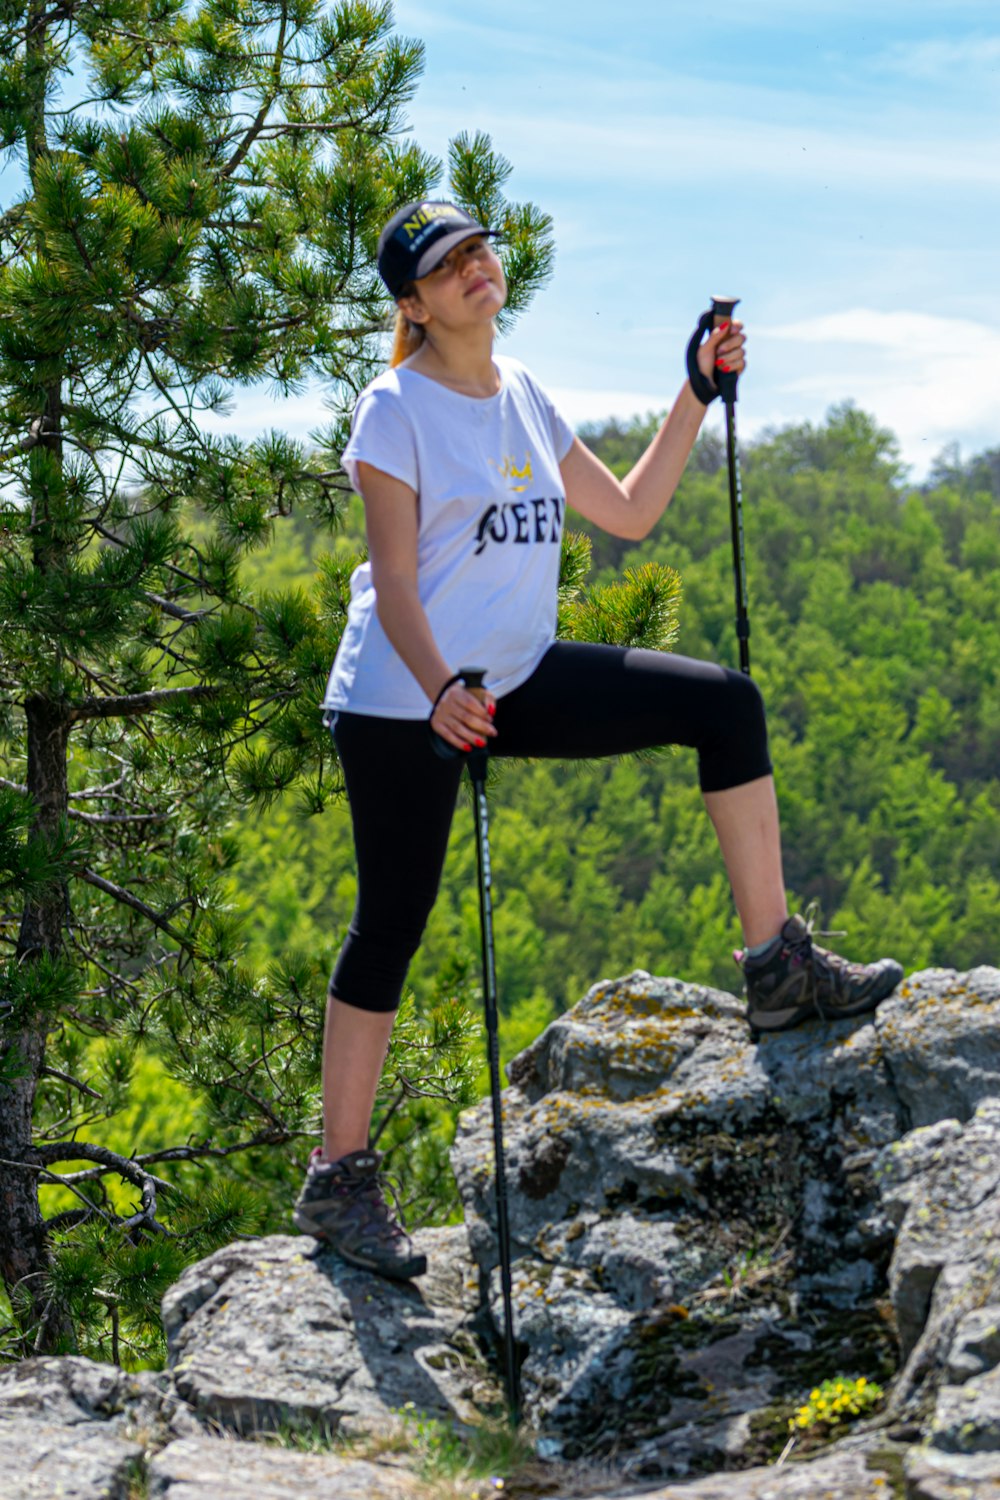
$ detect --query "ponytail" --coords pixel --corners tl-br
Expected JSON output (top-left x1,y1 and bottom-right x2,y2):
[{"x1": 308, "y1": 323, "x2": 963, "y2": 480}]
[{"x1": 389, "y1": 283, "x2": 425, "y2": 367}]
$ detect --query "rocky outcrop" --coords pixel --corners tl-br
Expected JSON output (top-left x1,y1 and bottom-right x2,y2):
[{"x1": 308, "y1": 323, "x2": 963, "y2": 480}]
[
  {"x1": 0, "y1": 1353, "x2": 439, "y2": 1498},
  {"x1": 0, "y1": 1356, "x2": 173, "y2": 1500},
  {"x1": 2, "y1": 964, "x2": 999, "y2": 1499},
  {"x1": 159, "y1": 1225, "x2": 495, "y2": 1437},
  {"x1": 451, "y1": 965, "x2": 1000, "y2": 1480}
]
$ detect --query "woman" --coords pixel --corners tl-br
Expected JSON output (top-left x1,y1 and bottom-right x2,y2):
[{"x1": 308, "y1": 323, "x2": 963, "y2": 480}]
[{"x1": 292, "y1": 200, "x2": 903, "y2": 1280}]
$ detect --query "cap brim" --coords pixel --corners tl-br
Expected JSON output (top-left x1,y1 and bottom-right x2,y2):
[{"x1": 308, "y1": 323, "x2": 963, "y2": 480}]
[{"x1": 413, "y1": 225, "x2": 498, "y2": 281}]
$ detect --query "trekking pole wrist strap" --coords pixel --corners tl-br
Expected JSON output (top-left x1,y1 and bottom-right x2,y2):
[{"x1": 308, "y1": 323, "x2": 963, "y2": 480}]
[
  {"x1": 429, "y1": 673, "x2": 465, "y2": 717},
  {"x1": 686, "y1": 309, "x2": 720, "y2": 406}
]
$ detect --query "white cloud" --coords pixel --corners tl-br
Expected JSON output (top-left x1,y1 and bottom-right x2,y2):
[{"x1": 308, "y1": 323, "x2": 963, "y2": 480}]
[
  {"x1": 756, "y1": 309, "x2": 999, "y2": 473},
  {"x1": 409, "y1": 99, "x2": 1000, "y2": 193},
  {"x1": 764, "y1": 308, "x2": 988, "y2": 356},
  {"x1": 877, "y1": 35, "x2": 1000, "y2": 78},
  {"x1": 547, "y1": 387, "x2": 669, "y2": 428}
]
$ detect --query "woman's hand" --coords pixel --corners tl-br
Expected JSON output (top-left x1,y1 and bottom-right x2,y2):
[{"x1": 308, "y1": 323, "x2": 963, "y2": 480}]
[
  {"x1": 430, "y1": 680, "x2": 498, "y2": 752},
  {"x1": 696, "y1": 319, "x2": 747, "y2": 391}
]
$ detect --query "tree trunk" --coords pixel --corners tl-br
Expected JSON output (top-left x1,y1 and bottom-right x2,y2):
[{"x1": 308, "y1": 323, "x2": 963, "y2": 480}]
[{"x1": 0, "y1": 700, "x2": 75, "y2": 1353}]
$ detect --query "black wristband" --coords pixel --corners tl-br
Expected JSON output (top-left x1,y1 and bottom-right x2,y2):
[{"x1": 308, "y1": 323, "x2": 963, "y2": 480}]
[
  {"x1": 429, "y1": 673, "x2": 464, "y2": 716},
  {"x1": 685, "y1": 310, "x2": 719, "y2": 406}
]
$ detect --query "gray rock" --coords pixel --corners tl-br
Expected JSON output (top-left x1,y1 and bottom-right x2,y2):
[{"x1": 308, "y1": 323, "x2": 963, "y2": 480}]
[
  {"x1": 162, "y1": 1226, "x2": 498, "y2": 1437},
  {"x1": 557, "y1": 1434, "x2": 909, "y2": 1497},
  {"x1": 947, "y1": 1307, "x2": 1000, "y2": 1383},
  {"x1": 884, "y1": 1099, "x2": 1000, "y2": 1410},
  {"x1": 878, "y1": 966, "x2": 1000, "y2": 1128},
  {"x1": 905, "y1": 1444, "x2": 1000, "y2": 1499},
  {"x1": 0, "y1": 1354, "x2": 134, "y2": 1426},
  {"x1": 0, "y1": 1417, "x2": 143, "y2": 1500},
  {"x1": 147, "y1": 1434, "x2": 432, "y2": 1498},
  {"x1": 0, "y1": 1352, "x2": 200, "y2": 1445},
  {"x1": 926, "y1": 1363, "x2": 1000, "y2": 1454},
  {"x1": 452, "y1": 964, "x2": 1000, "y2": 1469},
  {"x1": 872, "y1": 1118, "x2": 964, "y2": 1230},
  {"x1": 0, "y1": 1356, "x2": 169, "y2": 1500}
]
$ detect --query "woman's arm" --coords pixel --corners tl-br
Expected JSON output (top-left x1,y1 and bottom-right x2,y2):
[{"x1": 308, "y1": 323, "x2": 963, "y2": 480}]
[
  {"x1": 355, "y1": 460, "x2": 496, "y2": 749},
  {"x1": 560, "y1": 320, "x2": 745, "y2": 541}
]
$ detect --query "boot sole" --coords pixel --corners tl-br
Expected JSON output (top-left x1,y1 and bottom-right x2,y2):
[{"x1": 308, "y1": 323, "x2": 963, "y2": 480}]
[
  {"x1": 747, "y1": 1001, "x2": 817, "y2": 1037},
  {"x1": 291, "y1": 1208, "x2": 427, "y2": 1280}
]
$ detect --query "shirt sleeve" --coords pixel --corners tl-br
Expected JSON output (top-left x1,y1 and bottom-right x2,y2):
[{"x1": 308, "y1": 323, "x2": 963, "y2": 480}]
[
  {"x1": 340, "y1": 384, "x2": 419, "y2": 494},
  {"x1": 545, "y1": 392, "x2": 576, "y2": 462},
  {"x1": 515, "y1": 363, "x2": 575, "y2": 462}
]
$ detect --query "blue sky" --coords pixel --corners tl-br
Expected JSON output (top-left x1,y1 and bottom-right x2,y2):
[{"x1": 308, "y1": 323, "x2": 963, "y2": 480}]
[
  {"x1": 386, "y1": 0, "x2": 999, "y2": 477},
  {"x1": 3, "y1": 2, "x2": 996, "y2": 477}
]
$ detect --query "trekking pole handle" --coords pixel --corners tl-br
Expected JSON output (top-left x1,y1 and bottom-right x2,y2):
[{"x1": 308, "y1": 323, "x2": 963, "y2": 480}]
[
  {"x1": 458, "y1": 666, "x2": 487, "y2": 699},
  {"x1": 428, "y1": 666, "x2": 489, "y2": 761},
  {"x1": 458, "y1": 668, "x2": 490, "y2": 780},
  {"x1": 711, "y1": 295, "x2": 740, "y2": 406}
]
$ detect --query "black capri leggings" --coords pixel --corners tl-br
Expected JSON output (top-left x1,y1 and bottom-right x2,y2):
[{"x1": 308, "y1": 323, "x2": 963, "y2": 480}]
[{"x1": 329, "y1": 641, "x2": 771, "y2": 1014}]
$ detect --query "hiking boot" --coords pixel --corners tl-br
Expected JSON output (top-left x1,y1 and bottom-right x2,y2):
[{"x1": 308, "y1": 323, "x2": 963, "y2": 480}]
[
  {"x1": 292, "y1": 1147, "x2": 427, "y2": 1281},
  {"x1": 736, "y1": 913, "x2": 904, "y2": 1039}
]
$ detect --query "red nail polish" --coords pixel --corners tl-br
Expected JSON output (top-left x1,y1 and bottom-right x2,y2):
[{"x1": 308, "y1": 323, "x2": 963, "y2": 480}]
[
  {"x1": 718, "y1": 361, "x2": 731, "y2": 371},
  {"x1": 488, "y1": 703, "x2": 496, "y2": 717},
  {"x1": 463, "y1": 742, "x2": 472, "y2": 751},
  {"x1": 476, "y1": 737, "x2": 486, "y2": 747}
]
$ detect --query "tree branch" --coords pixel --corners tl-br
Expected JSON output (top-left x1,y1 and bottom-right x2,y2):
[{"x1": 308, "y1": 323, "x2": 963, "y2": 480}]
[
  {"x1": 139, "y1": 1130, "x2": 290, "y2": 1165},
  {"x1": 0, "y1": 202, "x2": 28, "y2": 239},
  {"x1": 0, "y1": 415, "x2": 45, "y2": 463},
  {"x1": 70, "y1": 684, "x2": 219, "y2": 721},
  {"x1": 219, "y1": 2, "x2": 288, "y2": 178},
  {"x1": 73, "y1": 867, "x2": 198, "y2": 950},
  {"x1": 39, "y1": 1066, "x2": 102, "y2": 1100},
  {"x1": 141, "y1": 591, "x2": 208, "y2": 623},
  {"x1": 31, "y1": 1141, "x2": 175, "y2": 1228},
  {"x1": 68, "y1": 809, "x2": 170, "y2": 827}
]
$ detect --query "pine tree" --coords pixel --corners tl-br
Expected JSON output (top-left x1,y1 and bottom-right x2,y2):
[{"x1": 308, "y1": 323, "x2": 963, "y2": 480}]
[
  {"x1": 0, "y1": 0, "x2": 680, "y2": 1364},
  {"x1": 0, "y1": 0, "x2": 569, "y2": 1360}
]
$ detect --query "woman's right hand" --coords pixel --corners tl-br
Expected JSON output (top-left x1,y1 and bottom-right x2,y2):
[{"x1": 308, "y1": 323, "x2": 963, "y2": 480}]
[{"x1": 430, "y1": 680, "x2": 498, "y2": 752}]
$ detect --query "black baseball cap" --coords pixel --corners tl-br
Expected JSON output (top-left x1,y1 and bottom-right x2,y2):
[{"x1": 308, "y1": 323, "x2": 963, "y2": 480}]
[{"x1": 377, "y1": 200, "x2": 497, "y2": 298}]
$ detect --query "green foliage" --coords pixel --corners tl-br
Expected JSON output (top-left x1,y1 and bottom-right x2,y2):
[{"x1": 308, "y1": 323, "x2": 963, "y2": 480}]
[
  {"x1": 254, "y1": 1399, "x2": 534, "y2": 1496},
  {"x1": 393, "y1": 1401, "x2": 534, "y2": 1488},
  {"x1": 789, "y1": 1375, "x2": 884, "y2": 1432}
]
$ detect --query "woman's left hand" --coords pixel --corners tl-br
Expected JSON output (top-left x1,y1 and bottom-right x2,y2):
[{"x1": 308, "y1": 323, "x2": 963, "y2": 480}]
[{"x1": 696, "y1": 319, "x2": 747, "y2": 391}]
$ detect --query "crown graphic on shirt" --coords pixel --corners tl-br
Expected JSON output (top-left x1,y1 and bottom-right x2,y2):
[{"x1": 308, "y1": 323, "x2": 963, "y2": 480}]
[{"x1": 491, "y1": 453, "x2": 534, "y2": 493}]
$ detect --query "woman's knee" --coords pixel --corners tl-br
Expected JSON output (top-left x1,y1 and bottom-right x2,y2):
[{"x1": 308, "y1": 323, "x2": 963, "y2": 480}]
[
  {"x1": 725, "y1": 666, "x2": 767, "y2": 730},
  {"x1": 698, "y1": 667, "x2": 771, "y2": 792},
  {"x1": 330, "y1": 924, "x2": 420, "y2": 1014}
]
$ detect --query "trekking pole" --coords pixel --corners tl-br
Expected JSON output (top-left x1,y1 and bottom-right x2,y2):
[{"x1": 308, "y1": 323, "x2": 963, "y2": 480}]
[
  {"x1": 687, "y1": 296, "x2": 751, "y2": 676},
  {"x1": 430, "y1": 668, "x2": 521, "y2": 1423},
  {"x1": 713, "y1": 295, "x2": 751, "y2": 676}
]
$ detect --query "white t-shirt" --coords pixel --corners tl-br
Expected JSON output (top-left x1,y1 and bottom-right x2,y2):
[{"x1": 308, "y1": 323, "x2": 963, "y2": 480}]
[{"x1": 323, "y1": 354, "x2": 575, "y2": 718}]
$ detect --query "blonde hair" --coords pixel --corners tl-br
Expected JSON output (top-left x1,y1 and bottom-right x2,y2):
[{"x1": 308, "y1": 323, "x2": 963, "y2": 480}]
[{"x1": 389, "y1": 282, "x2": 425, "y2": 367}]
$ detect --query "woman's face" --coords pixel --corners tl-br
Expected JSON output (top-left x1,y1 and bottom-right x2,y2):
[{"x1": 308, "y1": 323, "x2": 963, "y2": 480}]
[{"x1": 400, "y1": 235, "x2": 507, "y2": 328}]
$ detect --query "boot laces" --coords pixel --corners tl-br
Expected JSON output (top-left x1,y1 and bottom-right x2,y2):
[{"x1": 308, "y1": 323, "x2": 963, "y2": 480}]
[
  {"x1": 798, "y1": 899, "x2": 847, "y2": 947},
  {"x1": 793, "y1": 902, "x2": 864, "y2": 1019}
]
